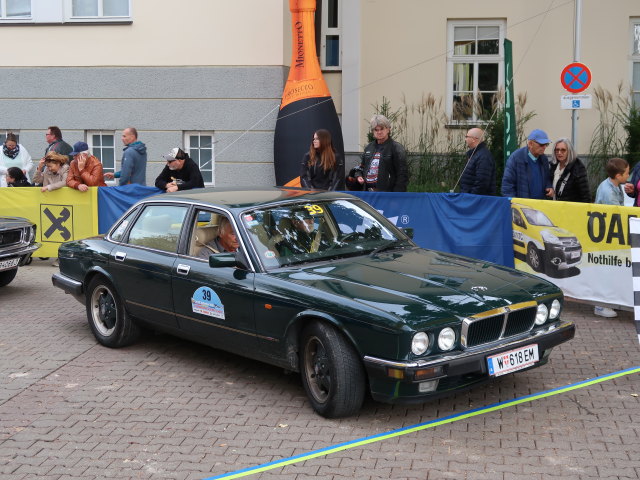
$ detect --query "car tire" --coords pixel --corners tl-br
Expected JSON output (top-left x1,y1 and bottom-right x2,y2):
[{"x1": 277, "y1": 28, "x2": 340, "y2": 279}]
[
  {"x1": 526, "y1": 244, "x2": 543, "y2": 273},
  {"x1": 85, "y1": 276, "x2": 140, "y2": 348},
  {"x1": 300, "y1": 322, "x2": 365, "y2": 418},
  {"x1": 0, "y1": 268, "x2": 18, "y2": 287}
]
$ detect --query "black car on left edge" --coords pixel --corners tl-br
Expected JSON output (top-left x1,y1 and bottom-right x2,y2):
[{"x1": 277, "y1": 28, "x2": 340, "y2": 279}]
[{"x1": 0, "y1": 216, "x2": 39, "y2": 287}]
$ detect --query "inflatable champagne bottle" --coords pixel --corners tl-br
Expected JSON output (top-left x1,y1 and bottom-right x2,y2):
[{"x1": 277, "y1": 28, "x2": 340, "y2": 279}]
[{"x1": 274, "y1": 0, "x2": 345, "y2": 188}]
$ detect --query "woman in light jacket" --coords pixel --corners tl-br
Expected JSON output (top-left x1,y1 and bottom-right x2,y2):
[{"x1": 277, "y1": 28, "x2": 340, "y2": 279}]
[{"x1": 0, "y1": 132, "x2": 33, "y2": 187}]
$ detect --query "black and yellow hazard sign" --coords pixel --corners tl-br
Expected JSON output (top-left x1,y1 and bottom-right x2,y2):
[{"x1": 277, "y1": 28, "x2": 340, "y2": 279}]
[{"x1": 40, "y1": 204, "x2": 74, "y2": 242}]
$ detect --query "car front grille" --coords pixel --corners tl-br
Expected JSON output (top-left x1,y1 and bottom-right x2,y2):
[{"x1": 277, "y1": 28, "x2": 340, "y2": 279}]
[
  {"x1": 461, "y1": 301, "x2": 537, "y2": 348},
  {"x1": 0, "y1": 229, "x2": 24, "y2": 248}
]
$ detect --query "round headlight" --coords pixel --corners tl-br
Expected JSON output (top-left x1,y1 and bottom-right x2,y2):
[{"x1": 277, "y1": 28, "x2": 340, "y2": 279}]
[
  {"x1": 535, "y1": 303, "x2": 549, "y2": 325},
  {"x1": 411, "y1": 332, "x2": 429, "y2": 355},
  {"x1": 438, "y1": 327, "x2": 456, "y2": 351},
  {"x1": 549, "y1": 299, "x2": 561, "y2": 319}
]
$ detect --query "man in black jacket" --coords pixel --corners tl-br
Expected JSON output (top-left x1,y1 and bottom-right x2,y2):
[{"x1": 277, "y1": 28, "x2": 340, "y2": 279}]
[
  {"x1": 352, "y1": 115, "x2": 408, "y2": 192},
  {"x1": 155, "y1": 148, "x2": 205, "y2": 192},
  {"x1": 459, "y1": 128, "x2": 496, "y2": 195}
]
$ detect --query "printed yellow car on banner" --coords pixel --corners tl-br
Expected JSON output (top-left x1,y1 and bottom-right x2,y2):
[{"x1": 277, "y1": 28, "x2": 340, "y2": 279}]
[
  {"x1": 511, "y1": 203, "x2": 582, "y2": 277},
  {"x1": 511, "y1": 198, "x2": 634, "y2": 309}
]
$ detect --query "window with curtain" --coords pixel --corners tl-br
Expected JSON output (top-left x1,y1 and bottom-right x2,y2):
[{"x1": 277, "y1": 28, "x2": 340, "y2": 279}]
[
  {"x1": 633, "y1": 21, "x2": 640, "y2": 106},
  {"x1": 71, "y1": 0, "x2": 129, "y2": 17},
  {"x1": 447, "y1": 21, "x2": 504, "y2": 123},
  {"x1": 87, "y1": 131, "x2": 116, "y2": 176},
  {"x1": 184, "y1": 132, "x2": 215, "y2": 186},
  {"x1": 1, "y1": 0, "x2": 30, "y2": 18}
]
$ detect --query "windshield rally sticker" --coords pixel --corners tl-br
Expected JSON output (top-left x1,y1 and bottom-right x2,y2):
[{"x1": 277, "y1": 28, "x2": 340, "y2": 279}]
[{"x1": 191, "y1": 287, "x2": 225, "y2": 319}]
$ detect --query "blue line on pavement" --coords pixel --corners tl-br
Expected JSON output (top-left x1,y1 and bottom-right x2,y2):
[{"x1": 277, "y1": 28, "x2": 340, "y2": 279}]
[{"x1": 203, "y1": 365, "x2": 640, "y2": 480}]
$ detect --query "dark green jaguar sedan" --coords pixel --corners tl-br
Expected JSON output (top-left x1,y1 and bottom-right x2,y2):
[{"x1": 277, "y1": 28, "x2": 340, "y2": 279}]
[{"x1": 52, "y1": 188, "x2": 575, "y2": 418}]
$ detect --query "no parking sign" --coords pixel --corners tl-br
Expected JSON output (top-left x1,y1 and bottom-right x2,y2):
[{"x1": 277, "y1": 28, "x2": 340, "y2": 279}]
[{"x1": 560, "y1": 62, "x2": 591, "y2": 93}]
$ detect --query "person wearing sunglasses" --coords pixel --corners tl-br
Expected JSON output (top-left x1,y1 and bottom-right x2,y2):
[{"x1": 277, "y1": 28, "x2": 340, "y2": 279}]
[
  {"x1": 501, "y1": 129, "x2": 554, "y2": 199},
  {"x1": 549, "y1": 137, "x2": 590, "y2": 202}
]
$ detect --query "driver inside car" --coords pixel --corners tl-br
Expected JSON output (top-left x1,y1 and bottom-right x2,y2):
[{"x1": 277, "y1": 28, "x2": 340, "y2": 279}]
[{"x1": 276, "y1": 209, "x2": 330, "y2": 256}]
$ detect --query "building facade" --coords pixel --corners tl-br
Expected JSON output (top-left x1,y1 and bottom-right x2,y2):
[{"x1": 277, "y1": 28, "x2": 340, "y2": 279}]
[{"x1": 1, "y1": 1, "x2": 639, "y2": 188}]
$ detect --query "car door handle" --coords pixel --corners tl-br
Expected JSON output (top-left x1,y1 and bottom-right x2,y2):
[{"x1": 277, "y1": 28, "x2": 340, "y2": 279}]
[
  {"x1": 176, "y1": 264, "x2": 191, "y2": 275},
  {"x1": 114, "y1": 251, "x2": 127, "y2": 262}
]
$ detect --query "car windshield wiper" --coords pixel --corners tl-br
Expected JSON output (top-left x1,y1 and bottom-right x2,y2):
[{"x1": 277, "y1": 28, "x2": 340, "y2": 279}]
[{"x1": 369, "y1": 239, "x2": 405, "y2": 257}]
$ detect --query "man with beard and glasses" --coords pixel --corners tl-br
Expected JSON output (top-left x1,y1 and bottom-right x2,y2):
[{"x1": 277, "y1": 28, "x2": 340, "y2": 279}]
[{"x1": 155, "y1": 147, "x2": 204, "y2": 192}]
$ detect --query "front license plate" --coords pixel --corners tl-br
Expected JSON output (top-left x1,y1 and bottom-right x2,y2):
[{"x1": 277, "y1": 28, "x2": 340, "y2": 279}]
[
  {"x1": 571, "y1": 250, "x2": 581, "y2": 259},
  {"x1": 0, "y1": 257, "x2": 20, "y2": 272},
  {"x1": 487, "y1": 344, "x2": 539, "y2": 377}
]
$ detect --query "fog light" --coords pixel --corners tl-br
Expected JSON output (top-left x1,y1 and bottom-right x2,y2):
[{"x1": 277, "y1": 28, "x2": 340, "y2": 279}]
[
  {"x1": 535, "y1": 303, "x2": 548, "y2": 325},
  {"x1": 549, "y1": 299, "x2": 561, "y2": 319},
  {"x1": 438, "y1": 327, "x2": 456, "y2": 351},
  {"x1": 418, "y1": 380, "x2": 439, "y2": 393},
  {"x1": 411, "y1": 332, "x2": 429, "y2": 355}
]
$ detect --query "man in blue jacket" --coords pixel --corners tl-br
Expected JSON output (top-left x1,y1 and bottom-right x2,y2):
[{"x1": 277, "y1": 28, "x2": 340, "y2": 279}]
[
  {"x1": 105, "y1": 127, "x2": 147, "y2": 185},
  {"x1": 459, "y1": 128, "x2": 496, "y2": 195},
  {"x1": 501, "y1": 129, "x2": 554, "y2": 199}
]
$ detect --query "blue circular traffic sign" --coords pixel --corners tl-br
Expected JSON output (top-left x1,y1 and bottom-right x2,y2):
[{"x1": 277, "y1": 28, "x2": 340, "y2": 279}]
[{"x1": 560, "y1": 62, "x2": 591, "y2": 93}]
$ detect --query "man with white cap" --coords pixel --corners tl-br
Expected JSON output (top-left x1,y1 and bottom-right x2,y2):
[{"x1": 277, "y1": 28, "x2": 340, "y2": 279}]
[
  {"x1": 501, "y1": 129, "x2": 554, "y2": 199},
  {"x1": 155, "y1": 147, "x2": 204, "y2": 192}
]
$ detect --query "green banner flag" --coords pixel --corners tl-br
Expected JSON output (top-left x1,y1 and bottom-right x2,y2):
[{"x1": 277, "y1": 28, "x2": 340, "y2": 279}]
[{"x1": 504, "y1": 39, "x2": 518, "y2": 164}]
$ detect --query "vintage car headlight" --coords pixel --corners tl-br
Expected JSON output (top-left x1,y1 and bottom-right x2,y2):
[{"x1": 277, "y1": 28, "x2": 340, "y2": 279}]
[
  {"x1": 549, "y1": 299, "x2": 561, "y2": 319},
  {"x1": 27, "y1": 225, "x2": 36, "y2": 243},
  {"x1": 411, "y1": 332, "x2": 429, "y2": 355},
  {"x1": 438, "y1": 327, "x2": 456, "y2": 351},
  {"x1": 535, "y1": 303, "x2": 549, "y2": 325}
]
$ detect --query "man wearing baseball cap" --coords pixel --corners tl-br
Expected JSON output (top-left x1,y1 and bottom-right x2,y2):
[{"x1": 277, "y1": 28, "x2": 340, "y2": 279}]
[
  {"x1": 501, "y1": 129, "x2": 554, "y2": 199},
  {"x1": 155, "y1": 147, "x2": 204, "y2": 193},
  {"x1": 66, "y1": 141, "x2": 106, "y2": 192}
]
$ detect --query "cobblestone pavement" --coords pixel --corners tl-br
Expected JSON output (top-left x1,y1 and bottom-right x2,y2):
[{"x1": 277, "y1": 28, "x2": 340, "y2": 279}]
[{"x1": 1, "y1": 260, "x2": 639, "y2": 480}]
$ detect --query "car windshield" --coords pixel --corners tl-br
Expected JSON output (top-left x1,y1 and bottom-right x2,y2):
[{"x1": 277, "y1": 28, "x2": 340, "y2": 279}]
[
  {"x1": 522, "y1": 208, "x2": 554, "y2": 227},
  {"x1": 242, "y1": 199, "x2": 410, "y2": 269}
]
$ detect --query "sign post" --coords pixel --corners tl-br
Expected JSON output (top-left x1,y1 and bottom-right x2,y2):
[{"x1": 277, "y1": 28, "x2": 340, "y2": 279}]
[{"x1": 560, "y1": 61, "x2": 591, "y2": 149}]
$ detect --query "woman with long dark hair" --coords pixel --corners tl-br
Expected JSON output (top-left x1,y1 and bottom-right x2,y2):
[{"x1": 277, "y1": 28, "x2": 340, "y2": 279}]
[{"x1": 300, "y1": 129, "x2": 342, "y2": 190}]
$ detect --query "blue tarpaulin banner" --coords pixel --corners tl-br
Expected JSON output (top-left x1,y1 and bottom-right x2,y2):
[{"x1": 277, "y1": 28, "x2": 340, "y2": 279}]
[
  {"x1": 348, "y1": 191, "x2": 514, "y2": 267},
  {"x1": 97, "y1": 184, "x2": 162, "y2": 233},
  {"x1": 96, "y1": 186, "x2": 513, "y2": 267}
]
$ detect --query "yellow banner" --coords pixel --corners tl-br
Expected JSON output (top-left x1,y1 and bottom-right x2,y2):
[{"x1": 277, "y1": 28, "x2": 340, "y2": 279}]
[
  {"x1": 511, "y1": 198, "x2": 635, "y2": 308},
  {"x1": 0, "y1": 187, "x2": 99, "y2": 257}
]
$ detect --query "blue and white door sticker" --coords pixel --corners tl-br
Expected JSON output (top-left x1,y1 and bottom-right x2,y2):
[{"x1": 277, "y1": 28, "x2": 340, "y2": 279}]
[{"x1": 191, "y1": 286, "x2": 225, "y2": 319}]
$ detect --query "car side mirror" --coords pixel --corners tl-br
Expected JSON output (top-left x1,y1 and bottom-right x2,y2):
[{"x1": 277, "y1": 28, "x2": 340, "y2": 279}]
[
  {"x1": 208, "y1": 252, "x2": 249, "y2": 270},
  {"x1": 401, "y1": 227, "x2": 414, "y2": 239}
]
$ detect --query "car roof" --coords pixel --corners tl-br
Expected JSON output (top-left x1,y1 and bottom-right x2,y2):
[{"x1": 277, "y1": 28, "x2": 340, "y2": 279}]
[{"x1": 140, "y1": 187, "x2": 358, "y2": 212}]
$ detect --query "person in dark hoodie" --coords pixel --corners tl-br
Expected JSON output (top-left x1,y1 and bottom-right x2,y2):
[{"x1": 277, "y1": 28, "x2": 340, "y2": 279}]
[
  {"x1": 105, "y1": 127, "x2": 147, "y2": 185},
  {"x1": 155, "y1": 147, "x2": 204, "y2": 192}
]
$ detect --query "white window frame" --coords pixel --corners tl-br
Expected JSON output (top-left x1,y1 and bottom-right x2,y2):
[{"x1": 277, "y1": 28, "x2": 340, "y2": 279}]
[
  {"x1": 87, "y1": 130, "x2": 116, "y2": 179},
  {"x1": 631, "y1": 19, "x2": 640, "y2": 106},
  {"x1": 319, "y1": 0, "x2": 341, "y2": 70},
  {"x1": 64, "y1": 0, "x2": 131, "y2": 23},
  {"x1": 0, "y1": 0, "x2": 31, "y2": 21},
  {"x1": 0, "y1": 130, "x2": 20, "y2": 144},
  {"x1": 0, "y1": 0, "x2": 132, "y2": 24},
  {"x1": 184, "y1": 131, "x2": 215, "y2": 187},
  {"x1": 446, "y1": 19, "x2": 505, "y2": 125}
]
